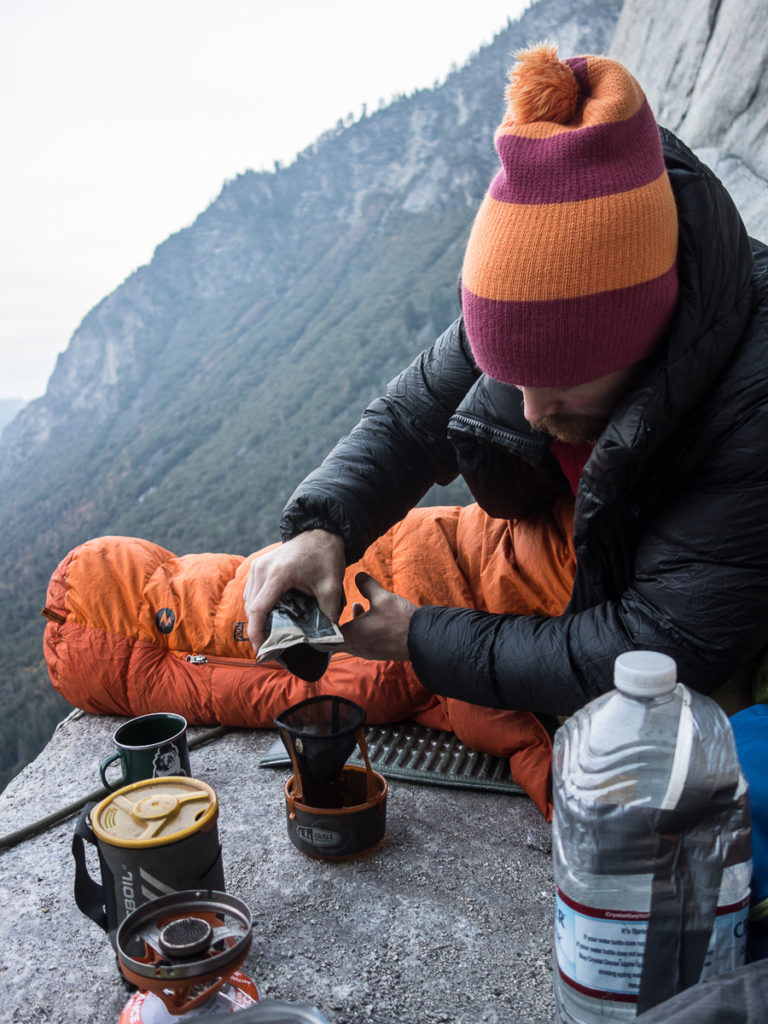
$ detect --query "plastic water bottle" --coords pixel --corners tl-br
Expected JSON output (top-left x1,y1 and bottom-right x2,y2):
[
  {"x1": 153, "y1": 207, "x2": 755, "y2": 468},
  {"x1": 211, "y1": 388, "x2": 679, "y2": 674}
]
[{"x1": 552, "y1": 651, "x2": 751, "y2": 1023}]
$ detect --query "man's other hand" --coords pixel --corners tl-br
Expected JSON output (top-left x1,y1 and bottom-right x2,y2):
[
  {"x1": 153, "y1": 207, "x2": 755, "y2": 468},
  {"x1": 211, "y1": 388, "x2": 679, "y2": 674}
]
[{"x1": 340, "y1": 571, "x2": 416, "y2": 661}]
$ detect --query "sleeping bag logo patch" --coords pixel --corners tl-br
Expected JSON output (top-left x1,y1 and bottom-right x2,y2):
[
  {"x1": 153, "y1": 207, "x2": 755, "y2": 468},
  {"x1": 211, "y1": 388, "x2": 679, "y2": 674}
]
[
  {"x1": 155, "y1": 608, "x2": 176, "y2": 634},
  {"x1": 233, "y1": 621, "x2": 248, "y2": 642}
]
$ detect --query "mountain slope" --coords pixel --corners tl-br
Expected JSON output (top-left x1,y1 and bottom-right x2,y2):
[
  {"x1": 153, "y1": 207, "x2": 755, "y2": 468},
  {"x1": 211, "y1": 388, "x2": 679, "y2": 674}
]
[
  {"x1": 0, "y1": 399, "x2": 26, "y2": 433},
  {"x1": 0, "y1": 0, "x2": 624, "y2": 790}
]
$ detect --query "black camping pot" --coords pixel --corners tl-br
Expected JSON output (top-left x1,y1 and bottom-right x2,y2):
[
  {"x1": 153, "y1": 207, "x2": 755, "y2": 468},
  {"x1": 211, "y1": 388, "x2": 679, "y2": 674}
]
[{"x1": 72, "y1": 776, "x2": 224, "y2": 949}]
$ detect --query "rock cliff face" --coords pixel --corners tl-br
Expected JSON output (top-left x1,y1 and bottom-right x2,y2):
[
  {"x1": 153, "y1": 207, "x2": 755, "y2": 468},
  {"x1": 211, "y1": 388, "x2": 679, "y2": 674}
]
[{"x1": 611, "y1": 0, "x2": 768, "y2": 237}]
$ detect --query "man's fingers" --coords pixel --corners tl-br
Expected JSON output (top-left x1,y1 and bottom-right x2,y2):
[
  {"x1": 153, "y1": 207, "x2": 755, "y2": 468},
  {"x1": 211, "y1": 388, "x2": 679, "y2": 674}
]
[
  {"x1": 354, "y1": 571, "x2": 385, "y2": 603},
  {"x1": 245, "y1": 579, "x2": 284, "y2": 652},
  {"x1": 246, "y1": 608, "x2": 268, "y2": 653},
  {"x1": 313, "y1": 578, "x2": 345, "y2": 624},
  {"x1": 243, "y1": 560, "x2": 268, "y2": 622}
]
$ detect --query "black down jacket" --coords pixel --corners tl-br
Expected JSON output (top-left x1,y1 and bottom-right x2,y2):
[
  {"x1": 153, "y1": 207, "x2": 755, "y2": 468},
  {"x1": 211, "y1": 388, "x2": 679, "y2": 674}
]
[{"x1": 281, "y1": 131, "x2": 768, "y2": 716}]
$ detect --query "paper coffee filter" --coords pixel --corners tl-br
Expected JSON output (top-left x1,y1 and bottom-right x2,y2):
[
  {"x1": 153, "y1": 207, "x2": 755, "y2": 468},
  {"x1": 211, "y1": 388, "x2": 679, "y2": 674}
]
[{"x1": 91, "y1": 776, "x2": 218, "y2": 848}]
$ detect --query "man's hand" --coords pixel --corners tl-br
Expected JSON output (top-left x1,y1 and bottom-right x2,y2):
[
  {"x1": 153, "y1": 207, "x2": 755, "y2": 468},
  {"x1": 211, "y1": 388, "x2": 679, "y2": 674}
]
[
  {"x1": 244, "y1": 530, "x2": 345, "y2": 654},
  {"x1": 340, "y1": 571, "x2": 416, "y2": 662}
]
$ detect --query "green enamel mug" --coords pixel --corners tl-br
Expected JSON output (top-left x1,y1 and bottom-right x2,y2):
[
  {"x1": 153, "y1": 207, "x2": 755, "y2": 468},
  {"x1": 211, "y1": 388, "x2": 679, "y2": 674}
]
[{"x1": 99, "y1": 712, "x2": 191, "y2": 791}]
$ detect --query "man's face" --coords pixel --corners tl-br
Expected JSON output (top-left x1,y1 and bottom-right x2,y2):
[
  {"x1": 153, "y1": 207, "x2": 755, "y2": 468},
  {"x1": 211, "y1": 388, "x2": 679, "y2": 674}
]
[{"x1": 515, "y1": 364, "x2": 639, "y2": 445}]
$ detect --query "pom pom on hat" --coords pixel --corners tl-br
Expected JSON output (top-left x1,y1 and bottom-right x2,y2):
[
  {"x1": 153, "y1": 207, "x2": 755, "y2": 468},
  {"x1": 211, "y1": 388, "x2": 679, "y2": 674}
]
[
  {"x1": 461, "y1": 43, "x2": 679, "y2": 387},
  {"x1": 506, "y1": 42, "x2": 580, "y2": 125}
]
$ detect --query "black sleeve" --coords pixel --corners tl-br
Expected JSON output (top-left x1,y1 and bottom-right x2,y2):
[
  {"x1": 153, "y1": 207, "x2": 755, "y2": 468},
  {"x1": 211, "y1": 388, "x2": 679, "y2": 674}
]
[
  {"x1": 281, "y1": 317, "x2": 480, "y2": 563},
  {"x1": 409, "y1": 410, "x2": 768, "y2": 716}
]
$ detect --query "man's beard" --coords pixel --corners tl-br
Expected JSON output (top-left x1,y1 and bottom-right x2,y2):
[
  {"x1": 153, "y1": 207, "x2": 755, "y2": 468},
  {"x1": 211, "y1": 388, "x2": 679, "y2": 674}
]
[{"x1": 531, "y1": 414, "x2": 608, "y2": 445}]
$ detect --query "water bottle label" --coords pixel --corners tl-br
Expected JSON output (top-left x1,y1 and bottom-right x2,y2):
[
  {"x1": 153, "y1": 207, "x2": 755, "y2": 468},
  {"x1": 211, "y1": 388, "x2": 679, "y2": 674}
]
[
  {"x1": 699, "y1": 897, "x2": 750, "y2": 981},
  {"x1": 555, "y1": 890, "x2": 750, "y2": 1000},
  {"x1": 555, "y1": 889, "x2": 648, "y2": 1001}
]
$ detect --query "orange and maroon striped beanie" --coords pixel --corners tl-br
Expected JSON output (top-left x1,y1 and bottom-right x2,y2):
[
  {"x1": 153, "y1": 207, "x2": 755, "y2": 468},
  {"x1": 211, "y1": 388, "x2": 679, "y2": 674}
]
[{"x1": 461, "y1": 44, "x2": 679, "y2": 387}]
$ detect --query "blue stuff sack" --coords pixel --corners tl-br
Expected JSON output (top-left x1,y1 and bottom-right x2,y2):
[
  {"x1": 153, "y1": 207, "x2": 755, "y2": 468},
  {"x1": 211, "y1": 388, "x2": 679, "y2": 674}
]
[{"x1": 731, "y1": 704, "x2": 768, "y2": 961}]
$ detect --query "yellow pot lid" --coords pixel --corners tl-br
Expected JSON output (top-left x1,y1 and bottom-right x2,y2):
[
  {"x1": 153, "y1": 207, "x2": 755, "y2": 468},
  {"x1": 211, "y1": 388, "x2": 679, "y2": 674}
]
[{"x1": 90, "y1": 776, "x2": 218, "y2": 848}]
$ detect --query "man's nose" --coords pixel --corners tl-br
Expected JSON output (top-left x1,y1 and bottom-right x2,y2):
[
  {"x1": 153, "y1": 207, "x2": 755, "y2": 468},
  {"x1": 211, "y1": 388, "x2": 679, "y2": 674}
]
[{"x1": 520, "y1": 387, "x2": 560, "y2": 423}]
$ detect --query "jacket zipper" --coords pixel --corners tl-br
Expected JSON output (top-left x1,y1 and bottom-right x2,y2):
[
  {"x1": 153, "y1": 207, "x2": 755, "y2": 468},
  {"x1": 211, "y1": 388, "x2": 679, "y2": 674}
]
[{"x1": 448, "y1": 412, "x2": 549, "y2": 459}]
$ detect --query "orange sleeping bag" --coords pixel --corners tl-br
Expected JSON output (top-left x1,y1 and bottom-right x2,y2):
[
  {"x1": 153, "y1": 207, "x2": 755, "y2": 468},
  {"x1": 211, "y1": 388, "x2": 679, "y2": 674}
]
[{"x1": 42, "y1": 502, "x2": 577, "y2": 818}]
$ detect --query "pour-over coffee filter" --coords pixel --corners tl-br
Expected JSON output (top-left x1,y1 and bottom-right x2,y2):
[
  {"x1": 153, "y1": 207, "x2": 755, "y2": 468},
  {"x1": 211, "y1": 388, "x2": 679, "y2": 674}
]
[{"x1": 275, "y1": 696, "x2": 366, "y2": 786}]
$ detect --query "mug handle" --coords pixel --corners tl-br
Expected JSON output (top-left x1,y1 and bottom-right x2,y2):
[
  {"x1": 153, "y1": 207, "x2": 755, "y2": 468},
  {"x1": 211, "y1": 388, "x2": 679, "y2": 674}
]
[
  {"x1": 71, "y1": 803, "x2": 107, "y2": 932},
  {"x1": 99, "y1": 751, "x2": 125, "y2": 791}
]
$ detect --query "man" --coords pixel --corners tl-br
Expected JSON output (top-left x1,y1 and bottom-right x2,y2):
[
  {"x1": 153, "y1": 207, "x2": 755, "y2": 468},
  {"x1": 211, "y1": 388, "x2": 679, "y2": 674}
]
[{"x1": 244, "y1": 43, "x2": 768, "y2": 717}]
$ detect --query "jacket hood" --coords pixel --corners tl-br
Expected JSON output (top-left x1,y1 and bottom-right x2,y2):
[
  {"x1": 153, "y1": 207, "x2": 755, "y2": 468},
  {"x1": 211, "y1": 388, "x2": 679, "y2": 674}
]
[{"x1": 580, "y1": 129, "x2": 756, "y2": 511}]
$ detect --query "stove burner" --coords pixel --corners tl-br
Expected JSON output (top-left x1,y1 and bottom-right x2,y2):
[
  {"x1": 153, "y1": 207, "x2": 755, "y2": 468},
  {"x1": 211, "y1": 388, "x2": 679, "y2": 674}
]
[{"x1": 159, "y1": 916, "x2": 213, "y2": 959}]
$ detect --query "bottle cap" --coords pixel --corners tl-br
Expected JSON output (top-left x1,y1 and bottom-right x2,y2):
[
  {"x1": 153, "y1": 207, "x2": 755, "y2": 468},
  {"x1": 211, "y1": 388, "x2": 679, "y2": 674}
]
[{"x1": 613, "y1": 650, "x2": 678, "y2": 697}]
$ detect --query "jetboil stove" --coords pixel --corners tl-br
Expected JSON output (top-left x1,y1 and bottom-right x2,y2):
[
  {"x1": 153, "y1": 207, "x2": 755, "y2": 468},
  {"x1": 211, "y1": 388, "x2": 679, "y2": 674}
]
[
  {"x1": 116, "y1": 889, "x2": 258, "y2": 1021},
  {"x1": 115, "y1": 888, "x2": 333, "y2": 1022}
]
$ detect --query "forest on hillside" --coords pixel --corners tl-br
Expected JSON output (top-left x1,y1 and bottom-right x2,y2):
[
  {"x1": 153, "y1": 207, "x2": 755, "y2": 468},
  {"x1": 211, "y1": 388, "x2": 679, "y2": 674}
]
[{"x1": 0, "y1": 0, "x2": 623, "y2": 791}]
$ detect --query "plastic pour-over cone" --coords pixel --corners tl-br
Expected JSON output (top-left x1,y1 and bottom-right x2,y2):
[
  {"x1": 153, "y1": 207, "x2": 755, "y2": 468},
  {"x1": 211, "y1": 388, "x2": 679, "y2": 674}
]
[{"x1": 275, "y1": 695, "x2": 366, "y2": 787}]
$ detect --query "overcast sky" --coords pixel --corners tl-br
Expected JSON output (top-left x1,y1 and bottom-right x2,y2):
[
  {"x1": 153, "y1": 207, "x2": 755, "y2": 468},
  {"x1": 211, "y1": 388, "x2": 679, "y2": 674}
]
[{"x1": 2, "y1": 0, "x2": 531, "y2": 401}]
